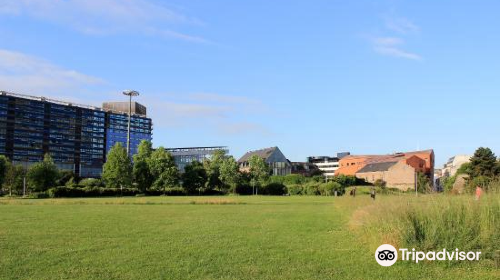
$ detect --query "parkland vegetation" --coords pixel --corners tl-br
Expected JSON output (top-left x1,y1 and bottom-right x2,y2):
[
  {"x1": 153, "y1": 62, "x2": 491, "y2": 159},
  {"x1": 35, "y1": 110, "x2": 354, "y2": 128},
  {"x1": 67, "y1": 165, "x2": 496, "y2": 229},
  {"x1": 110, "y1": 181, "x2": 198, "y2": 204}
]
[
  {"x1": 441, "y1": 147, "x2": 500, "y2": 194},
  {"x1": 2, "y1": 144, "x2": 500, "y2": 199},
  {"x1": 0, "y1": 141, "x2": 362, "y2": 198}
]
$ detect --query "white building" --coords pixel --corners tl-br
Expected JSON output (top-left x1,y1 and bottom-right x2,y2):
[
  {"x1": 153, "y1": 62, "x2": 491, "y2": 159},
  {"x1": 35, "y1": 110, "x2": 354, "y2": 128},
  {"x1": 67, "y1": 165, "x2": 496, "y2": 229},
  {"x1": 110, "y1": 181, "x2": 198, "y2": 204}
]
[
  {"x1": 442, "y1": 155, "x2": 471, "y2": 177},
  {"x1": 307, "y1": 153, "x2": 349, "y2": 178}
]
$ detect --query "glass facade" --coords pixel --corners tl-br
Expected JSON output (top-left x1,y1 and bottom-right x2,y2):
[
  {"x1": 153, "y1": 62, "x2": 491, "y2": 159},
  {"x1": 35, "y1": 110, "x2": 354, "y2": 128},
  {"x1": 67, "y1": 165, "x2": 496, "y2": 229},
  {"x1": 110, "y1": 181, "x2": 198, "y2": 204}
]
[
  {"x1": 167, "y1": 147, "x2": 228, "y2": 172},
  {"x1": 0, "y1": 92, "x2": 152, "y2": 177},
  {"x1": 106, "y1": 113, "x2": 152, "y2": 157}
]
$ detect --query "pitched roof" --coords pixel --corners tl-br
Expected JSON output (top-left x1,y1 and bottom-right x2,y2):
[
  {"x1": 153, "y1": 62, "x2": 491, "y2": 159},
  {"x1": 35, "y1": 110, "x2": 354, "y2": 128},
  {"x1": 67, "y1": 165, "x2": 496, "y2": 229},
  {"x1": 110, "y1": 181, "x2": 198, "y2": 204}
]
[
  {"x1": 357, "y1": 161, "x2": 398, "y2": 173},
  {"x1": 238, "y1": 147, "x2": 277, "y2": 163}
]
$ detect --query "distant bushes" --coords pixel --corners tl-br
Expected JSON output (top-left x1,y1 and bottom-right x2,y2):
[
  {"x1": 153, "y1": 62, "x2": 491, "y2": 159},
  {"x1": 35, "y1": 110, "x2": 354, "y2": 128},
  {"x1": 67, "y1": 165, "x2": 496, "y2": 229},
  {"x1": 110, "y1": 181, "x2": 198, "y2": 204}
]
[{"x1": 47, "y1": 186, "x2": 140, "y2": 198}]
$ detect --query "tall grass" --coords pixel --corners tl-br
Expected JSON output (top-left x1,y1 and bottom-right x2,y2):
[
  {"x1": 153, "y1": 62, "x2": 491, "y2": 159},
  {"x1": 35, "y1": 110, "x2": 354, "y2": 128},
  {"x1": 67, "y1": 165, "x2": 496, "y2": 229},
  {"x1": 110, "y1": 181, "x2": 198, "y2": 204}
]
[{"x1": 351, "y1": 194, "x2": 500, "y2": 264}]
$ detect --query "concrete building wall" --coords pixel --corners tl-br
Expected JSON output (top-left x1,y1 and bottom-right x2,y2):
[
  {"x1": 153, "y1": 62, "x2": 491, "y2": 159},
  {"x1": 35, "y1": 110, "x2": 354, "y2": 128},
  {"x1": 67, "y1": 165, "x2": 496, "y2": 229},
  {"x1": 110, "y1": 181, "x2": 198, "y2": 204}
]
[
  {"x1": 355, "y1": 171, "x2": 385, "y2": 184},
  {"x1": 385, "y1": 162, "x2": 416, "y2": 191},
  {"x1": 356, "y1": 161, "x2": 416, "y2": 191}
]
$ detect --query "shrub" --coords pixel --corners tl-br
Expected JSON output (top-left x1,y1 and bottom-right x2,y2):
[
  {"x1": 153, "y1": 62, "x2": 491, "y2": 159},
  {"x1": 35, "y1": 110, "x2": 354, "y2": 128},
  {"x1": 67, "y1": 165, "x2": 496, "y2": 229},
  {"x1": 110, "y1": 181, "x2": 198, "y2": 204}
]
[
  {"x1": 163, "y1": 187, "x2": 186, "y2": 196},
  {"x1": 286, "y1": 184, "x2": 303, "y2": 195},
  {"x1": 282, "y1": 174, "x2": 307, "y2": 185},
  {"x1": 374, "y1": 179, "x2": 386, "y2": 188},
  {"x1": 79, "y1": 178, "x2": 103, "y2": 188},
  {"x1": 319, "y1": 182, "x2": 344, "y2": 196},
  {"x1": 304, "y1": 182, "x2": 320, "y2": 195},
  {"x1": 29, "y1": 192, "x2": 49, "y2": 199},
  {"x1": 262, "y1": 182, "x2": 286, "y2": 195},
  {"x1": 233, "y1": 184, "x2": 253, "y2": 195},
  {"x1": 332, "y1": 174, "x2": 357, "y2": 187},
  {"x1": 47, "y1": 186, "x2": 140, "y2": 198}
]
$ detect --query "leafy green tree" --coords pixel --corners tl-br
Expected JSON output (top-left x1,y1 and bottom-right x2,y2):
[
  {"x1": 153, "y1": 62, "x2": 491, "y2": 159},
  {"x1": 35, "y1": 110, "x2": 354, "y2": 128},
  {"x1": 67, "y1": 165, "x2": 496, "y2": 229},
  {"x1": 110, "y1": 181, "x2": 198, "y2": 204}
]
[
  {"x1": 332, "y1": 174, "x2": 357, "y2": 187},
  {"x1": 182, "y1": 160, "x2": 207, "y2": 194},
  {"x1": 469, "y1": 147, "x2": 498, "y2": 178},
  {"x1": 319, "y1": 181, "x2": 344, "y2": 196},
  {"x1": 3, "y1": 162, "x2": 24, "y2": 195},
  {"x1": 133, "y1": 140, "x2": 154, "y2": 192},
  {"x1": 148, "y1": 147, "x2": 179, "y2": 191},
  {"x1": 0, "y1": 155, "x2": 8, "y2": 188},
  {"x1": 102, "y1": 143, "x2": 132, "y2": 188},
  {"x1": 27, "y1": 154, "x2": 59, "y2": 192},
  {"x1": 203, "y1": 149, "x2": 227, "y2": 190},
  {"x1": 219, "y1": 156, "x2": 241, "y2": 193},
  {"x1": 456, "y1": 162, "x2": 471, "y2": 176},
  {"x1": 248, "y1": 155, "x2": 269, "y2": 194},
  {"x1": 57, "y1": 170, "x2": 76, "y2": 186},
  {"x1": 416, "y1": 172, "x2": 431, "y2": 193}
]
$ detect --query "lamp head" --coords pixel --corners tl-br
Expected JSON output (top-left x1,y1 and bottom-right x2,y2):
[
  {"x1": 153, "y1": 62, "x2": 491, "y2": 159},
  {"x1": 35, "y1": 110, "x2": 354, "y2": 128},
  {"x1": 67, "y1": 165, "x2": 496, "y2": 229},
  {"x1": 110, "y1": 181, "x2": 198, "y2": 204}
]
[{"x1": 122, "y1": 90, "x2": 140, "y2": 97}]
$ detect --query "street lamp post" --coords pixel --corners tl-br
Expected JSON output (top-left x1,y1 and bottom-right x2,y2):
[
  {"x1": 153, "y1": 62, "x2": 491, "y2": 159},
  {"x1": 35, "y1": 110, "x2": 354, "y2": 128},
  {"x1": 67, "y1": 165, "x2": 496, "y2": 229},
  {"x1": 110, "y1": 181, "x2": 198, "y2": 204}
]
[{"x1": 122, "y1": 90, "x2": 140, "y2": 156}]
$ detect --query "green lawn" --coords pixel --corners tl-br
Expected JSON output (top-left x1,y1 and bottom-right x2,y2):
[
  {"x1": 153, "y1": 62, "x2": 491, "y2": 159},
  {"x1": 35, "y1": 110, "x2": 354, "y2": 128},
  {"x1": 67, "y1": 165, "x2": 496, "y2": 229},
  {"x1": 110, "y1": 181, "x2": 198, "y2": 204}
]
[{"x1": 0, "y1": 196, "x2": 498, "y2": 279}]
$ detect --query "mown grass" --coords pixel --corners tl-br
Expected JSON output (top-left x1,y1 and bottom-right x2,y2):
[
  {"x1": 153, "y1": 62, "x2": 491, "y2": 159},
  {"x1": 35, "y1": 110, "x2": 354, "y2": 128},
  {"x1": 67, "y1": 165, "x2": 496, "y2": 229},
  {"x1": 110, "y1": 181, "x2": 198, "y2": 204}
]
[{"x1": 0, "y1": 195, "x2": 498, "y2": 279}]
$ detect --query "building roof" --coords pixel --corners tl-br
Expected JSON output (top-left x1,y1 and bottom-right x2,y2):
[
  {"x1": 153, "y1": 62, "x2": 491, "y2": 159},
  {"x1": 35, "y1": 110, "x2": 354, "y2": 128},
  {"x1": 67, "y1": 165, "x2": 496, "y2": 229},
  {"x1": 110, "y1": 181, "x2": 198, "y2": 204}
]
[
  {"x1": 357, "y1": 161, "x2": 398, "y2": 173},
  {"x1": 238, "y1": 147, "x2": 277, "y2": 163}
]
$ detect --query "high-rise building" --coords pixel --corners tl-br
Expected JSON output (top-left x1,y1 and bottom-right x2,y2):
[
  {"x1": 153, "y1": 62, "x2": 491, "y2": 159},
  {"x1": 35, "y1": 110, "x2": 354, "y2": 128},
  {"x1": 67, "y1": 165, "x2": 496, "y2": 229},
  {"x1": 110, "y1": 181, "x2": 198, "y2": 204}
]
[
  {"x1": 0, "y1": 91, "x2": 152, "y2": 177},
  {"x1": 101, "y1": 101, "x2": 152, "y2": 157}
]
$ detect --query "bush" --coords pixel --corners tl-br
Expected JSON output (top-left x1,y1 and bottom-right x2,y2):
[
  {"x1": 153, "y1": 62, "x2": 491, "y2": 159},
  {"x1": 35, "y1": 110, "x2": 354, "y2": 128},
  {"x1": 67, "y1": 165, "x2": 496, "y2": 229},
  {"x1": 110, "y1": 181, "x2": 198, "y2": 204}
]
[
  {"x1": 304, "y1": 182, "x2": 320, "y2": 195},
  {"x1": 29, "y1": 192, "x2": 49, "y2": 199},
  {"x1": 262, "y1": 182, "x2": 286, "y2": 195},
  {"x1": 163, "y1": 187, "x2": 186, "y2": 196},
  {"x1": 79, "y1": 178, "x2": 103, "y2": 188},
  {"x1": 286, "y1": 184, "x2": 303, "y2": 195},
  {"x1": 319, "y1": 182, "x2": 344, "y2": 196},
  {"x1": 47, "y1": 186, "x2": 140, "y2": 198},
  {"x1": 331, "y1": 174, "x2": 357, "y2": 187},
  {"x1": 232, "y1": 184, "x2": 253, "y2": 195},
  {"x1": 374, "y1": 179, "x2": 386, "y2": 188}
]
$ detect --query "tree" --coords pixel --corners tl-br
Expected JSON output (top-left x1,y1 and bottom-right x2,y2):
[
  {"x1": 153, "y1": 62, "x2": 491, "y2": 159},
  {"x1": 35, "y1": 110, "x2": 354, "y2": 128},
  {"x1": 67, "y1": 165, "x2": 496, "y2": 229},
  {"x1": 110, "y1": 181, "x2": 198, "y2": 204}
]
[
  {"x1": 148, "y1": 147, "x2": 179, "y2": 191},
  {"x1": 416, "y1": 172, "x2": 432, "y2": 193},
  {"x1": 456, "y1": 162, "x2": 472, "y2": 176},
  {"x1": 219, "y1": 156, "x2": 241, "y2": 193},
  {"x1": 27, "y1": 154, "x2": 59, "y2": 192},
  {"x1": 203, "y1": 149, "x2": 227, "y2": 190},
  {"x1": 133, "y1": 140, "x2": 154, "y2": 192},
  {"x1": 469, "y1": 147, "x2": 498, "y2": 178},
  {"x1": 0, "y1": 155, "x2": 8, "y2": 188},
  {"x1": 102, "y1": 143, "x2": 132, "y2": 188},
  {"x1": 182, "y1": 160, "x2": 207, "y2": 194},
  {"x1": 3, "y1": 162, "x2": 24, "y2": 196},
  {"x1": 57, "y1": 170, "x2": 76, "y2": 186},
  {"x1": 248, "y1": 155, "x2": 269, "y2": 194},
  {"x1": 374, "y1": 179, "x2": 386, "y2": 188}
]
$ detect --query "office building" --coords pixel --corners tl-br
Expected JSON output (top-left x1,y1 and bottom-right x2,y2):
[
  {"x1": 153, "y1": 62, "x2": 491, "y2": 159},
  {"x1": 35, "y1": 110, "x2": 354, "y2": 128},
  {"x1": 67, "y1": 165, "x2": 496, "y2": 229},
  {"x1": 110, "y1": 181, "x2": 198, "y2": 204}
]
[
  {"x1": 167, "y1": 146, "x2": 228, "y2": 172},
  {"x1": 290, "y1": 161, "x2": 320, "y2": 177},
  {"x1": 0, "y1": 91, "x2": 152, "y2": 177},
  {"x1": 307, "y1": 152, "x2": 350, "y2": 178}
]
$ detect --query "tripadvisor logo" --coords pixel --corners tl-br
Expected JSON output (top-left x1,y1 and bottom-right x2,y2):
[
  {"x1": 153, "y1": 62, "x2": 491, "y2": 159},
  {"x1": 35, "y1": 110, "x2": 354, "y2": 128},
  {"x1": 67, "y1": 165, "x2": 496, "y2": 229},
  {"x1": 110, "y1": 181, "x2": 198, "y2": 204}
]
[
  {"x1": 375, "y1": 244, "x2": 398, "y2": 266},
  {"x1": 375, "y1": 244, "x2": 482, "y2": 267}
]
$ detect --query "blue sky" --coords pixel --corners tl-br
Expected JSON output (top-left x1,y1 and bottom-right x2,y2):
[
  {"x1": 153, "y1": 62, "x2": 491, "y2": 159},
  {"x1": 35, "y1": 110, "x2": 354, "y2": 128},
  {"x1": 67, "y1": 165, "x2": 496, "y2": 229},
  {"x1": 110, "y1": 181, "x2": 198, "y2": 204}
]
[{"x1": 1, "y1": 0, "x2": 499, "y2": 166}]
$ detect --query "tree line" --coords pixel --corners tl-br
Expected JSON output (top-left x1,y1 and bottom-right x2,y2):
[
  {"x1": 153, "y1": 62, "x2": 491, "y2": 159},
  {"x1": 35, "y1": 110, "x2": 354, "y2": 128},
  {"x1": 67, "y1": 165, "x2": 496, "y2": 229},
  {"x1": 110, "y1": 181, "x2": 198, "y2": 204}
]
[{"x1": 0, "y1": 140, "x2": 362, "y2": 197}]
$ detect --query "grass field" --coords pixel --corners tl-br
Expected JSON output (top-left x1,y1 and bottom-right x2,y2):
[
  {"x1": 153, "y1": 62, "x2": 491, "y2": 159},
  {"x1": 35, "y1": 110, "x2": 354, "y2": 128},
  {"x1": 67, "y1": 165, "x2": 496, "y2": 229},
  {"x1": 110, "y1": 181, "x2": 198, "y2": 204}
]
[{"x1": 0, "y1": 195, "x2": 498, "y2": 280}]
